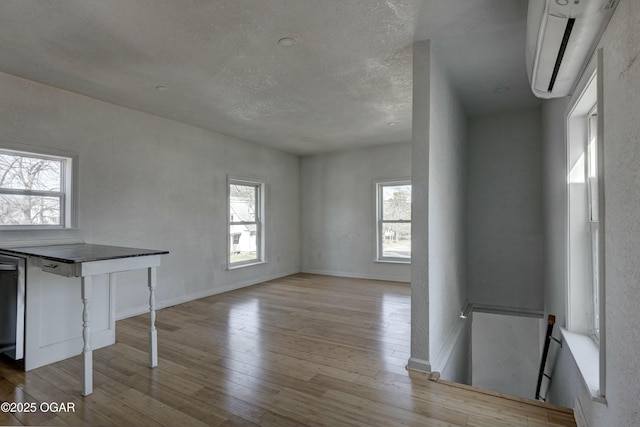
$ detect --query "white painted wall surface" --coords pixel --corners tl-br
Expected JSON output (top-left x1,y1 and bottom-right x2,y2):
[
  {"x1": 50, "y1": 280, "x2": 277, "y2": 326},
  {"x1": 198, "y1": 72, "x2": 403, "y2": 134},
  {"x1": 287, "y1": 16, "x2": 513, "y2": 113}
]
[
  {"x1": 467, "y1": 108, "x2": 544, "y2": 311},
  {"x1": 409, "y1": 40, "x2": 468, "y2": 378},
  {"x1": 439, "y1": 317, "x2": 471, "y2": 385},
  {"x1": 544, "y1": 1, "x2": 640, "y2": 426},
  {"x1": 542, "y1": 97, "x2": 570, "y2": 330},
  {"x1": 427, "y1": 44, "x2": 468, "y2": 375},
  {"x1": 471, "y1": 312, "x2": 542, "y2": 399},
  {"x1": 300, "y1": 143, "x2": 411, "y2": 283},
  {"x1": 0, "y1": 71, "x2": 300, "y2": 318}
]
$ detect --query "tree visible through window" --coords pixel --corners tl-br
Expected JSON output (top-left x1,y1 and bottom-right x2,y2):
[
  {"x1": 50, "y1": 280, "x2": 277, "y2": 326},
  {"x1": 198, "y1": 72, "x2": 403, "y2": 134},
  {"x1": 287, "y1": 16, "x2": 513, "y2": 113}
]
[
  {"x1": 377, "y1": 181, "x2": 411, "y2": 262},
  {"x1": 0, "y1": 150, "x2": 71, "y2": 227}
]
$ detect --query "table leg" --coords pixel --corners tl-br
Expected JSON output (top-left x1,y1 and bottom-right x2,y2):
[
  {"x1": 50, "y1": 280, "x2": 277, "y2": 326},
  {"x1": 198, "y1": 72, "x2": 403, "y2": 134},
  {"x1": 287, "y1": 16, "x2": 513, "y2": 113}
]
[
  {"x1": 148, "y1": 267, "x2": 158, "y2": 367},
  {"x1": 81, "y1": 276, "x2": 93, "y2": 396}
]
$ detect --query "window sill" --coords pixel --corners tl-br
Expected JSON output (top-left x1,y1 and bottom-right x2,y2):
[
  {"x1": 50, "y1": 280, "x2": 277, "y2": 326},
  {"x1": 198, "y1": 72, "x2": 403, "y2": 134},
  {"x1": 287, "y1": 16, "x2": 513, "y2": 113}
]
[
  {"x1": 560, "y1": 327, "x2": 606, "y2": 404},
  {"x1": 0, "y1": 225, "x2": 74, "y2": 231},
  {"x1": 228, "y1": 260, "x2": 266, "y2": 271},
  {"x1": 374, "y1": 259, "x2": 411, "y2": 265}
]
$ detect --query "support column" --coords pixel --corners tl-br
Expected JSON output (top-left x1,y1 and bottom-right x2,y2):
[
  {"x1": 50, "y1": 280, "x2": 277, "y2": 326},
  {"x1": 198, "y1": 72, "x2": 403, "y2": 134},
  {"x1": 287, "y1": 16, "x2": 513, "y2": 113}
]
[{"x1": 408, "y1": 39, "x2": 432, "y2": 373}]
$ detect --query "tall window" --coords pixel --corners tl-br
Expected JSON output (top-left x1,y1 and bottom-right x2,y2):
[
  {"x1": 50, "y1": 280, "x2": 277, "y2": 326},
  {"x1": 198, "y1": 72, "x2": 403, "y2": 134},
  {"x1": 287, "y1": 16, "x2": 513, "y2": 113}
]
[
  {"x1": 228, "y1": 178, "x2": 265, "y2": 268},
  {"x1": 567, "y1": 71, "x2": 602, "y2": 343},
  {"x1": 566, "y1": 52, "x2": 605, "y2": 399},
  {"x1": 0, "y1": 148, "x2": 73, "y2": 228},
  {"x1": 376, "y1": 180, "x2": 411, "y2": 262}
]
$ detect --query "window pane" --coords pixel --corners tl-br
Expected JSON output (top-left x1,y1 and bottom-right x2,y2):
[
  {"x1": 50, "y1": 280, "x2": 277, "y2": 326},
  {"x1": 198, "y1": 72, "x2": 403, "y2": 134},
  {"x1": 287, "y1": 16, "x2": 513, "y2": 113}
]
[
  {"x1": 0, "y1": 194, "x2": 61, "y2": 225},
  {"x1": 230, "y1": 184, "x2": 256, "y2": 222},
  {"x1": 230, "y1": 223, "x2": 257, "y2": 263},
  {"x1": 382, "y1": 185, "x2": 411, "y2": 221},
  {"x1": 592, "y1": 227, "x2": 600, "y2": 336},
  {"x1": 381, "y1": 223, "x2": 411, "y2": 259},
  {"x1": 587, "y1": 113, "x2": 598, "y2": 222},
  {"x1": 0, "y1": 153, "x2": 62, "y2": 192}
]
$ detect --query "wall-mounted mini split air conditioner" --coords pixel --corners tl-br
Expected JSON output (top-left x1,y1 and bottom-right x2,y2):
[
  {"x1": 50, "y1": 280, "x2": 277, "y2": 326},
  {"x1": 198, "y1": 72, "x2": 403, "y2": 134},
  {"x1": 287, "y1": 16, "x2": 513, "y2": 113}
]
[{"x1": 526, "y1": 0, "x2": 619, "y2": 99}]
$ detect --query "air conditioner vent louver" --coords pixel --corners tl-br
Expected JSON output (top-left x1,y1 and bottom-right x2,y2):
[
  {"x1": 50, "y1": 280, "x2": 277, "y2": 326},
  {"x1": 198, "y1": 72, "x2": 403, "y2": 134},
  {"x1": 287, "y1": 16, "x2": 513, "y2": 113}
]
[{"x1": 548, "y1": 18, "x2": 575, "y2": 92}]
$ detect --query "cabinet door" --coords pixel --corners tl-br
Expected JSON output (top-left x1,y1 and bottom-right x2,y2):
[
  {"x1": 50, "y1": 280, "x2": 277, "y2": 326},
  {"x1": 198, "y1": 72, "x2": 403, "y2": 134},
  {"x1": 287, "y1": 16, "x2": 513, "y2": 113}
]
[{"x1": 24, "y1": 259, "x2": 115, "y2": 370}]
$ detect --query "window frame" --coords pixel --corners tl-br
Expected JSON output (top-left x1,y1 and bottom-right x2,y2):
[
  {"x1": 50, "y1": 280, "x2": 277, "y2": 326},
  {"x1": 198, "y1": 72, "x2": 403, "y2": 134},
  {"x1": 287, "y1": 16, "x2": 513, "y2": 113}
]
[
  {"x1": 375, "y1": 179, "x2": 412, "y2": 264},
  {"x1": 0, "y1": 146, "x2": 76, "y2": 229},
  {"x1": 586, "y1": 107, "x2": 600, "y2": 342},
  {"x1": 565, "y1": 49, "x2": 605, "y2": 399},
  {"x1": 227, "y1": 176, "x2": 266, "y2": 269},
  {"x1": 567, "y1": 70, "x2": 602, "y2": 342}
]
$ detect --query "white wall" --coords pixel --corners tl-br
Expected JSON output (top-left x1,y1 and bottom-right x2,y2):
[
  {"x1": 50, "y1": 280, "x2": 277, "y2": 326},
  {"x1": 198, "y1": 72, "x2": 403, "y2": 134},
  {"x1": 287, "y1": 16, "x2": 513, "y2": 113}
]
[
  {"x1": 0, "y1": 71, "x2": 300, "y2": 318},
  {"x1": 467, "y1": 108, "x2": 544, "y2": 311},
  {"x1": 428, "y1": 44, "x2": 468, "y2": 376},
  {"x1": 300, "y1": 143, "x2": 411, "y2": 282},
  {"x1": 542, "y1": 1, "x2": 640, "y2": 426},
  {"x1": 440, "y1": 317, "x2": 471, "y2": 385},
  {"x1": 471, "y1": 312, "x2": 542, "y2": 399},
  {"x1": 409, "y1": 40, "x2": 469, "y2": 378},
  {"x1": 542, "y1": 97, "x2": 570, "y2": 331}
]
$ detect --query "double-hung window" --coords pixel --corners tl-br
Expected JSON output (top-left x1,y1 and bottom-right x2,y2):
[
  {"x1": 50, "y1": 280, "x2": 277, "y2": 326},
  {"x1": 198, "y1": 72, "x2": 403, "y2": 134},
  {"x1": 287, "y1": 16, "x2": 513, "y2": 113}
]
[
  {"x1": 0, "y1": 148, "x2": 74, "y2": 228},
  {"x1": 228, "y1": 177, "x2": 265, "y2": 268},
  {"x1": 566, "y1": 56, "x2": 605, "y2": 399},
  {"x1": 376, "y1": 180, "x2": 411, "y2": 263},
  {"x1": 567, "y1": 70, "x2": 602, "y2": 342}
]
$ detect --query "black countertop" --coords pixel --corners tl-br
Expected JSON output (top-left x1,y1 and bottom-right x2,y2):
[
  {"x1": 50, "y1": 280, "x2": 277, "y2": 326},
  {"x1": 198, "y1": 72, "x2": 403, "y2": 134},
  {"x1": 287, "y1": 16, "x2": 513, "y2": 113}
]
[{"x1": 0, "y1": 243, "x2": 169, "y2": 264}]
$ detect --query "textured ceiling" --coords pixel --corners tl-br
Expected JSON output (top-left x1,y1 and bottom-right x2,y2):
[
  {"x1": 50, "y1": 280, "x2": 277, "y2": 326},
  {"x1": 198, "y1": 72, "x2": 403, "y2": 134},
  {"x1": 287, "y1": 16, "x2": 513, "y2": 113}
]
[{"x1": 0, "y1": 0, "x2": 540, "y2": 155}]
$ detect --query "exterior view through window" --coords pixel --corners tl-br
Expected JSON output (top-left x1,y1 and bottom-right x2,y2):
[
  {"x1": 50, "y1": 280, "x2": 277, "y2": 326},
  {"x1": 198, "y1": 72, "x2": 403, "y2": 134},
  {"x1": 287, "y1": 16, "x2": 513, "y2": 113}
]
[
  {"x1": 377, "y1": 181, "x2": 411, "y2": 262},
  {"x1": 0, "y1": 149, "x2": 70, "y2": 227},
  {"x1": 229, "y1": 179, "x2": 264, "y2": 267}
]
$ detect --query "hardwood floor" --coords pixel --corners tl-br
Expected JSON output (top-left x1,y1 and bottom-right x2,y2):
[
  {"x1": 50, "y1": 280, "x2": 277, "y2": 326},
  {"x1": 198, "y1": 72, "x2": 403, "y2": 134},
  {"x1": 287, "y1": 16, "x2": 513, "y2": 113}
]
[{"x1": 0, "y1": 273, "x2": 575, "y2": 426}]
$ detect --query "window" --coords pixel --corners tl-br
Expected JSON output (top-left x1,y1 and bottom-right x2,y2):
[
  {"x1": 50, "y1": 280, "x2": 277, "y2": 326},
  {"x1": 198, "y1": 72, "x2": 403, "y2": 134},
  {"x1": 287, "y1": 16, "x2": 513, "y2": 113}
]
[
  {"x1": 566, "y1": 56, "x2": 605, "y2": 399},
  {"x1": 0, "y1": 148, "x2": 74, "y2": 228},
  {"x1": 376, "y1": 180, "x2": 411, "y2": 262},
  {"x1": 567, "y1": 71, "x2": 601, "y2": 342},
  {"x1": 228, "y1": 177, "x2": 265, "y2": 268}
]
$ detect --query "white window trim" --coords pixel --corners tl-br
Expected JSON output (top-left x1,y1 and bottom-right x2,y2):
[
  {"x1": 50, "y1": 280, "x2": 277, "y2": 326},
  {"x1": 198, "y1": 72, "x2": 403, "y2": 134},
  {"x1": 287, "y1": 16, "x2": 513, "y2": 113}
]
[
  {"x1": 375, "y1": 179, "x2": 411, "y2": 264},
  {"x1": 565, "y1": 48, "x2": 605, "y2": 401},
  {"x1": 586, "y1": 107, "x2": 600, "y2": 343},
  {"x1": 227, "y1": 175, "x2": 266, "y2": 270},
  {"x1": 0, "y1": 143, "x2": 77, "y2": 230}
]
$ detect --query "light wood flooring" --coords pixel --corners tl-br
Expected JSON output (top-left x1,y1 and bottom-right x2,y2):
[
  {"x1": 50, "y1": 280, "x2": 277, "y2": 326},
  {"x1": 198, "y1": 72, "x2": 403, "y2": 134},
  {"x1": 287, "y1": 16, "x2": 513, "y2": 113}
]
[{"x1": 0, "y1": 273, "x2": 576, "y2": 426}]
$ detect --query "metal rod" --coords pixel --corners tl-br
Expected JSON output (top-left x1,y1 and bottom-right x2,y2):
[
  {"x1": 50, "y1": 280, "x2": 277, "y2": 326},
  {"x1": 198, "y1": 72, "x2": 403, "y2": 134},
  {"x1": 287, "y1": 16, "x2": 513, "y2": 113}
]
[{"x1": 535, "y1": 315, "x2": 556, "y2": 400}]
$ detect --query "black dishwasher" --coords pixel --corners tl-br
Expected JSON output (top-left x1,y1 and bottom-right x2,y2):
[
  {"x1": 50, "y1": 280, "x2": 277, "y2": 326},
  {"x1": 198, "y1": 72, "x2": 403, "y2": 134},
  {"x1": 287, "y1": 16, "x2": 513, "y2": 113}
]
[{"x1": 0, "y1": 255, "x2": 25, "y2": 360}]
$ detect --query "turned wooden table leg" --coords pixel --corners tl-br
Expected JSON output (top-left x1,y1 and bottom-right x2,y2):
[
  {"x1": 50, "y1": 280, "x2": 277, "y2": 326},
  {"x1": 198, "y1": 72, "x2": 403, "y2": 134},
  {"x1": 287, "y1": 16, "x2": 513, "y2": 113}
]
[
  {"x1": 148, "y1": 267, "x2": 158, "y2": 368},
  {"x1": 81, "y1": 276, "x2": 93, "y2": 396}
]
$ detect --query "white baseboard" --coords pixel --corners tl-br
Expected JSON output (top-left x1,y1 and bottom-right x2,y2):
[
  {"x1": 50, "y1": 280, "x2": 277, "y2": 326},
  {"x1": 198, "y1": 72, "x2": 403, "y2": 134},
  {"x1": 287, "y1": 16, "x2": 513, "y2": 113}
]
[
  {"x1": 301, "y1": 268, "x2": 410, "y2": 283},
  {"x1": 116, "y1": 269, "x2": 300, "y2": 320},
  {"x1": 407, "y1": 357, "x2": 432, "y2": 373}
]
